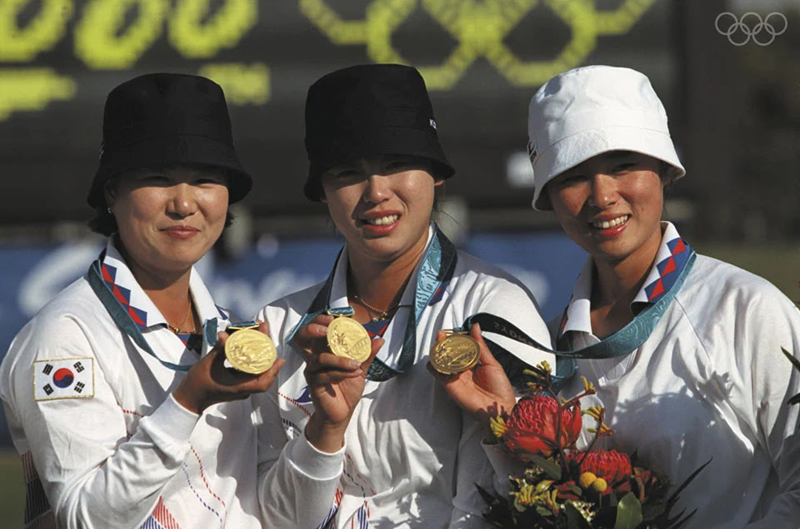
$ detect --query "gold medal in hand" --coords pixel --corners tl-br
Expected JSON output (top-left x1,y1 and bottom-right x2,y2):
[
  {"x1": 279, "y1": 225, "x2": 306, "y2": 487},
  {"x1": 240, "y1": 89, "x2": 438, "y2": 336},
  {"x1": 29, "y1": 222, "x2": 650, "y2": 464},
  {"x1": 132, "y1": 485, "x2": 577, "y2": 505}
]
[
  {"x1": 224, "y1": 328, "x2": 277, "y2": 374},
  {"x1": 430, "y1": 331, "x2": 480, "y2": 375},
  {"x1": 326, "y1": 313, "x2": 372, "y2": 363}
]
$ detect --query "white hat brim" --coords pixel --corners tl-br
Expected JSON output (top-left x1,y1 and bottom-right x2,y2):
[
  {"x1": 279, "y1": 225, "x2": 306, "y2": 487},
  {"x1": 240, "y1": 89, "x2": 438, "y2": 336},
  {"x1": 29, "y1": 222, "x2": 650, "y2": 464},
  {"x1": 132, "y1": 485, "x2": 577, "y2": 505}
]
[{"x1": 531, "y1": 126, "x2": 685, "y2": 211}]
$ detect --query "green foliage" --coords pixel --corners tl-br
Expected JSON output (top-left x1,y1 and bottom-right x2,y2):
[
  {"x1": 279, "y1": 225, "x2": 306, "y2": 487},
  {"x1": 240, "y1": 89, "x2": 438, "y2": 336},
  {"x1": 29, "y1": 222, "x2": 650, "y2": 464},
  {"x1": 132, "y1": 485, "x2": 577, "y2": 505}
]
[
  {"x1": 614, "y1": 493, "x2": 643, "y2": 529},
  {"x1": 531, "y1": 454, "x2": 563, "y2": 480}
]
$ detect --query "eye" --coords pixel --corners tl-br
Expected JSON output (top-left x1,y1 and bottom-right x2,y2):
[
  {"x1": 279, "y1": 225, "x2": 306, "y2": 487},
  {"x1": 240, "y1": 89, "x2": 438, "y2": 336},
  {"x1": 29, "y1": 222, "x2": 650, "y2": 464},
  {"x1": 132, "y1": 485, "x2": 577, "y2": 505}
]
[
  {"x1": 557, "y1": 173, "x2": 586, "y2": 186},
  {"x1": 140, "y1": 174, "x2": 170, "y2": 184},
  {"x1": 385, "y1": 159, "x2": 412, "y2": 171},
  {"x1": 611, "y1": 162, "x2": 638, "y2": 174},
  {"x1": 196, "y1": 176, "x2": 226, "y2": 185},
  {"x1": 329, "y1": 167, "x2": 361, "y2": 179}
]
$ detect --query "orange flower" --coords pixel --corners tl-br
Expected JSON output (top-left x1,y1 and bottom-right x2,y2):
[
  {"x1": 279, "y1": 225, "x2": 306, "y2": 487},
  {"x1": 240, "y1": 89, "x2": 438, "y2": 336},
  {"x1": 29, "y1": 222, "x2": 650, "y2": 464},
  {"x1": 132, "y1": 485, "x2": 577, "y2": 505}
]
[
  {"x1": 503, "y1": 395, "x2": 582, "y2": 458},
  {"x1": 569, "y1": 449, "x2": 632, "y2": 495}
]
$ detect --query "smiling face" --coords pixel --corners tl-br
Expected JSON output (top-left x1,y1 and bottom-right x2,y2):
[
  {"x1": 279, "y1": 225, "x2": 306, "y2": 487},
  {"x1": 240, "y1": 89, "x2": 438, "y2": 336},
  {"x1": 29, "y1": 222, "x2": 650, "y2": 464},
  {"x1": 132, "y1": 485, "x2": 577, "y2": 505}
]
[
  {"x1": 545, "y1": 151, "x2": 666, "y2": 267},
  {"x1": 105, "y1": 165, "x2": 229, "y2": 278},
  {"x1": 320, "y1": 155, "x2": 442, "y2": 264}
]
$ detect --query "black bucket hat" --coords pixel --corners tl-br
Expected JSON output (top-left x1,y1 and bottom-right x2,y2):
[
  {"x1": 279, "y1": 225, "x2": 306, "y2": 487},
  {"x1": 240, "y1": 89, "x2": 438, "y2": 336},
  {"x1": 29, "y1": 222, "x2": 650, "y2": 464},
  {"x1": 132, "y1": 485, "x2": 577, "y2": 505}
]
[
  {"x1": 87, "y1": 73, "x2": 252, "y2": 208},
  {"x1": 303, "y1": 64, "x2": 455, "y2": 201}
]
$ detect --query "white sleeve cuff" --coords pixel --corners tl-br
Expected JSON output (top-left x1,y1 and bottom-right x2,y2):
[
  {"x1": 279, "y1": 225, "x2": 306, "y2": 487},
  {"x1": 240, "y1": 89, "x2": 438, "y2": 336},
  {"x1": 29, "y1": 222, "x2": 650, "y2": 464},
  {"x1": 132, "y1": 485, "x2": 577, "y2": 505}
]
[
  {"x1": 288, "y1": 433, "x2": 344, "y2": 481},
  {"x1": 137, "y1": 394, "x2": 200, "y2": 459}
]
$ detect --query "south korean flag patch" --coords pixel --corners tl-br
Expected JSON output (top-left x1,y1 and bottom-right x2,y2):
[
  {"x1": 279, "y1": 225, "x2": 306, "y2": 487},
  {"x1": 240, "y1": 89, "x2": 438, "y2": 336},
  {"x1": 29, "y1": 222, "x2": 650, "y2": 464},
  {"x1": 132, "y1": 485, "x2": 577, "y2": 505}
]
[{"x1": 34, "y1": 358, "x2": 94, "y2": 401}]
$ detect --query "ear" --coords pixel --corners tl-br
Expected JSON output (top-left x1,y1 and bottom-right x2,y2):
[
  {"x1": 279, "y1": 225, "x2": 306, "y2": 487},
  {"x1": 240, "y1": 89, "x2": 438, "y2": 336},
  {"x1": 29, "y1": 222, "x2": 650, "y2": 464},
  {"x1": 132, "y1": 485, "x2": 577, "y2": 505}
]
[
  {"x1": 433, "y1": 178, "x2": 445, "y2": 188},
  {"x1": 103, "y1": 182, "x2": 117, "y2": 209}
]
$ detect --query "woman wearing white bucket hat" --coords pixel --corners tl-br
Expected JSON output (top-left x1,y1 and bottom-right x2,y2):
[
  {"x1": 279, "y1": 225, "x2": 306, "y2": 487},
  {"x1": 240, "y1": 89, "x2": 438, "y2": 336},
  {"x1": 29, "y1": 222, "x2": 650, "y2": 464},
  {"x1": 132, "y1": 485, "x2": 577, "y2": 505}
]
[{"x1": 434, "y1": 65, "x2": 800, "y2": 529}]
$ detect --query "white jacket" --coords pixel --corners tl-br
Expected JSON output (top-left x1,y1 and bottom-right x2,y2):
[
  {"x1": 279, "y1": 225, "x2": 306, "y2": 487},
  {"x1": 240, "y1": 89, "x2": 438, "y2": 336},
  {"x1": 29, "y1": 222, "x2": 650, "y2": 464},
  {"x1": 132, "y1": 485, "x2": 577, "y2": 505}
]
[
  {"x1": 0, "y1": 241, "x2": 301, "y2": 529},
  {"x1": 254, "y1": 228, "x2": 554, "y2": 529},
  {"x1": 557, "y1": 223, "x2": 800, "y2": 529}
]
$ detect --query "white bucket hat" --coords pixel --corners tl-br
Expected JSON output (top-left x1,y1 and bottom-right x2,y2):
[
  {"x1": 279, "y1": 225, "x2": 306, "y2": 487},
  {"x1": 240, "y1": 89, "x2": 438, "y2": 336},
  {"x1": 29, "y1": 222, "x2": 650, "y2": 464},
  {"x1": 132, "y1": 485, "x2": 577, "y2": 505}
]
[{"x1": 528, "y1": 65, "x2": 685, "y2": 211}]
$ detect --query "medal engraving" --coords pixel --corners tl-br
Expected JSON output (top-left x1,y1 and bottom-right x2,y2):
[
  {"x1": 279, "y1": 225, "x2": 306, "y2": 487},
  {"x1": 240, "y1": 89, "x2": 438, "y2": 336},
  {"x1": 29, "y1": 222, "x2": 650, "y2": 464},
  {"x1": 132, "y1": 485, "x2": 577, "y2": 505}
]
[
  {"x1": 327, "y1": 316, "x2": 372, "y2": 363},
  {"x1": 225, "y1": 329, "x2": 277, "y2": 374},
  {"x1": 430, "y1": 333, "x2": 480, "y2": 375}
]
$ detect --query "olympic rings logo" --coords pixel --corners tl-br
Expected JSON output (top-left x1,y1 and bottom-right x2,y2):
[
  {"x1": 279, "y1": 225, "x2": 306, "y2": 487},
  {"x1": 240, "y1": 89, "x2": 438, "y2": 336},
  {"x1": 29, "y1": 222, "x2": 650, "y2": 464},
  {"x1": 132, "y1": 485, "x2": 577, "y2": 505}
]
[{"x1": 715, "y1": 12, "x2": 788, "y2": 46}]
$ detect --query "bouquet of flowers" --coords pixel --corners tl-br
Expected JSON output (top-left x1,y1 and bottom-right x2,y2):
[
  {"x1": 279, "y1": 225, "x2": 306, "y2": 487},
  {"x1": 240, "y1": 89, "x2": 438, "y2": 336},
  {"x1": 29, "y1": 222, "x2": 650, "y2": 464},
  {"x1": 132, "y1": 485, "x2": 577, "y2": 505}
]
[{"x1": 477, "y1": 362, "x2": 708, "y2": 529}]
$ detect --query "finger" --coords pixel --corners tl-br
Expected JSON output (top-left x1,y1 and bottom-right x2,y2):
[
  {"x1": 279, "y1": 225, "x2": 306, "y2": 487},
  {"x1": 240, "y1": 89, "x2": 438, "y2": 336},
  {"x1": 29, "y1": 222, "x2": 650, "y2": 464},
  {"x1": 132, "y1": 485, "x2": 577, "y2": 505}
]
[
  {"x1": 310, "y1": 353, "x2": 361, "y2": 372},
  {"x1": 307, "y1": 370, "x2": 363, "y2": 386},
  {"x1": 249, "y1": 358, "x2": 285, "y2": 392},
  {"x1": 360, "y1": 337, "x2": 384, "y2": 371},
  {"x1": 425, "y1": 361, "x2": 453, "y2": 384},
  {"x1": 299, "y1": 314, "x2": 334, "y2": 338},
  {"x1": 470, "y1": 324, "x2": 500, "y2": 367},
  {"x1": 297, "y1": 322, "x2": 329, "y2": 341},
  {"x1": 257, "y1": 320, "x2": 270, "y2": 336},
  {"x1": 225, "y1": 357, "x2": 286, "y2": 394},
  {"x1": 311, "y1": 314, "x2": 334, "y2": 325},
  {"x1": 435, "y1": 330, "x2": 447, "y2": 343},
  {"x1": 217, "y1": 330, "x2": 231, "y2": 347}
]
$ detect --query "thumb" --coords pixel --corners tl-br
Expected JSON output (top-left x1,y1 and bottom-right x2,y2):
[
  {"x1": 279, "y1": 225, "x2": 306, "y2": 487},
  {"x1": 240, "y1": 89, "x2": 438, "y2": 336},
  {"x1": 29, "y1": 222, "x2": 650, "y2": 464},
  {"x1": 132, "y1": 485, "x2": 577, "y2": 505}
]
[
  {"x1": 470, "y1": 323, "x2": 500, "y2": 367},
  {"x1": 361, "y1": 337, "x2": 384, "y2": 372}
]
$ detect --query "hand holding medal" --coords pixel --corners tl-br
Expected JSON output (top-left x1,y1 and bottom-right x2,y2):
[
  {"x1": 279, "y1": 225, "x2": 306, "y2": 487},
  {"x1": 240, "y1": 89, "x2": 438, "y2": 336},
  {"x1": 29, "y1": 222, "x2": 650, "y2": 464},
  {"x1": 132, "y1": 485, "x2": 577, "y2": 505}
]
[
  {"x1": 173, "y1": 321, "x2": 284, "y2": 414},
  {"x1": 326, "y1": 313, "x2": 372, "y2": 363},
  {"x1": 224, "y1": 321, "x2": 278, "y2": 374},
  {"x1": 430, "y1": 330, "x2": 481, "y2": 375},
  {"x1": 427, "y1": 323, "x2": 517, "y2": 423},
  {"x1": 293, "y1": 311, "x2": 383, "y2": 453}
]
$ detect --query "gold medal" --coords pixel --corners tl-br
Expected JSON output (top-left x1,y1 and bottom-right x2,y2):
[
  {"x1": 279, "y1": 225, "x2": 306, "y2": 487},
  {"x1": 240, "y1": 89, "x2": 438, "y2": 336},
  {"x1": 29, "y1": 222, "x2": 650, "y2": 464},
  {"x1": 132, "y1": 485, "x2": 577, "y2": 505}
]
[
  {"x1": 430, "y1": 331, "x2": 480, "y2": 375},
  {"x1": 326, "y1": 315, "x2": 372, "y2": 363},
  {"x1": 224, "y1": 328, "x2": 277, "y2": 374}
]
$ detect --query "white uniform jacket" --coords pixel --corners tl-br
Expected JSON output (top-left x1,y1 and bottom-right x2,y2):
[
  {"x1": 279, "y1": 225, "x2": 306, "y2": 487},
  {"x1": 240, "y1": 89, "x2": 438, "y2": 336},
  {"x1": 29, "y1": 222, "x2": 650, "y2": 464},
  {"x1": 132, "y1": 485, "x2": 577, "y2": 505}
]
[
  {"x1": 254, "y1": 227, "x2": 554, "y2": 529},
  {"x1": 0, "y1": 241, "x2": 298, "y2": 529},
  {"x1": 557, "y1": 223, "x2": 800, "y2": 529}
]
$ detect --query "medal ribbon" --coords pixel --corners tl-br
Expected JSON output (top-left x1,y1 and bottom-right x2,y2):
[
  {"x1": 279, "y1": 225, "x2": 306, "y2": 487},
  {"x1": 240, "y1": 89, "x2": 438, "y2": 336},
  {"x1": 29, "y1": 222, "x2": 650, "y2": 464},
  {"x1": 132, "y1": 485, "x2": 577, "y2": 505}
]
[
  {"x1": 87, "y1": 256, "x2": 198, "y2": 373},
  {"x1": 288, "y1": 226, "x2": 458, "y2": 382},
  {"x1": 459, "y1": 249, "x2": 697, "y2": 389}
]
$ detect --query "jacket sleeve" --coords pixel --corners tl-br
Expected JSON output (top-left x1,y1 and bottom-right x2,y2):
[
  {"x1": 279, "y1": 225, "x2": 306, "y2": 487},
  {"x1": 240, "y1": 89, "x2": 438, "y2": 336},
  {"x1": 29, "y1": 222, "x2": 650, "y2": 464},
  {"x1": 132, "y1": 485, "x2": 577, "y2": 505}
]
[
  {"x1": 253, "y1": 306, "x2": 344, "y2": 529},
  {"x1": 738, "y1": 289, "x2": 800, "y2": 529},
  {"x1": 0, "y1": 314, "x2": 200, "y2": 529},
  {"x1": 253, "y1": 384, "x2": 345, "y2": 529},
  {"x1": 448, "y1": 410, "x2": 500, "y2": 529}
]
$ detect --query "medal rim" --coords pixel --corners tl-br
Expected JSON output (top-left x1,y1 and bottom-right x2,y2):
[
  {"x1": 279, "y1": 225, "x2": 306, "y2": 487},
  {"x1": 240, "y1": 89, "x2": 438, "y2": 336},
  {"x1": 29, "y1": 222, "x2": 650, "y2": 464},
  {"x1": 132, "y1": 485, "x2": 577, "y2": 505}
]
[
  {"x1": 224, "y1": 328, "x2": 277, "y2": 374},
  {"x1": 326, "y1": 316, "x2": 372, "y2": 363},
  {"x1": 430, "y1": 334, "x2": 480, "y2": 375}
]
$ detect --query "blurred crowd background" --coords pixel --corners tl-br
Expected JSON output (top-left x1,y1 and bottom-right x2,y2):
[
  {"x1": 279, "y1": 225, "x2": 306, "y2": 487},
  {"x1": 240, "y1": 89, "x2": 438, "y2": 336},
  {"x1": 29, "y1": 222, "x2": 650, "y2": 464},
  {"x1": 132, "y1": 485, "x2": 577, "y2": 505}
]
[{"x1": 0, "y1": 0, "x2": 798, "y2": 523}]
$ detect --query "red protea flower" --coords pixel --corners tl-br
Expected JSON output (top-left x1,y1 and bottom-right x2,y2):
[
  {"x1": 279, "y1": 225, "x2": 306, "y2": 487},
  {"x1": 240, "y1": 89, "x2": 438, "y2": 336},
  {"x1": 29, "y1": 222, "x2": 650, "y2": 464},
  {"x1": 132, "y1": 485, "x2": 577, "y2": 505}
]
[
  {"x1": 503, "y1": 395, "x2": 582, "y2": 457},
  {"x1": 569, "y1": 449, "x2": 633, "y2": 495}
]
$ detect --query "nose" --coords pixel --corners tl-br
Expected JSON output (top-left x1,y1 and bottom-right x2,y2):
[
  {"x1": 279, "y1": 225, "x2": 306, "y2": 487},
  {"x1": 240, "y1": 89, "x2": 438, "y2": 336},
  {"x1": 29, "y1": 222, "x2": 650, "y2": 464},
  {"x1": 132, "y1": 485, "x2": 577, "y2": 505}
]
[
  {"x1": 363, "y1": 174, "x2": 391, "y2": 204},
  {"x1": 167, "y1": 184, "x2": 197, "y2": 218},
  {"x1": 588, "y1": 174, "x2": 618, "y2": 209}
]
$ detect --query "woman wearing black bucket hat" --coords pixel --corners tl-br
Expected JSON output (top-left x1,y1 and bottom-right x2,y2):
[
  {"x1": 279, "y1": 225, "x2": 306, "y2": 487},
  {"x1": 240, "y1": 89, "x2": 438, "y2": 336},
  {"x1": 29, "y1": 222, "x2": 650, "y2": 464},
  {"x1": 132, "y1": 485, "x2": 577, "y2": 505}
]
[
  {"x1": 253, "y1": 64, "x2": 555, "y2": 528},
  {"x1": 0, "y1": 73, "x2": 286, "y2": 528}
]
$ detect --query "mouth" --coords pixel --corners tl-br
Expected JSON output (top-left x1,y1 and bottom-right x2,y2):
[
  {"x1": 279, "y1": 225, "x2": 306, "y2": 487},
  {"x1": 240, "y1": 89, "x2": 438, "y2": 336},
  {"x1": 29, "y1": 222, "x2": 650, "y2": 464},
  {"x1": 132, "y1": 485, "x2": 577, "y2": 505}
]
[
  {"x1": 590, "y1": 215, "x2": 630, "y2": 230},
  {"x1": 162, "y1": 226, "x2": 200, "y2": 239},
  {"x1": 358, "y1": 213, "x2": 401, "y2": 235},
  {"x1": 362, "y1": 214, "x2": 400, "y2": 226}
]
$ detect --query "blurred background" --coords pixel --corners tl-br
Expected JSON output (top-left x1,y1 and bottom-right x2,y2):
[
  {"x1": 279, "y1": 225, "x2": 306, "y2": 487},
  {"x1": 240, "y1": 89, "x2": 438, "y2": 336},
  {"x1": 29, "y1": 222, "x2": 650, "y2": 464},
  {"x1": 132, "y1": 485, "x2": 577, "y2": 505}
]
[{"x1": 1, "y1": 0, "x2": 798, "y2": 524}]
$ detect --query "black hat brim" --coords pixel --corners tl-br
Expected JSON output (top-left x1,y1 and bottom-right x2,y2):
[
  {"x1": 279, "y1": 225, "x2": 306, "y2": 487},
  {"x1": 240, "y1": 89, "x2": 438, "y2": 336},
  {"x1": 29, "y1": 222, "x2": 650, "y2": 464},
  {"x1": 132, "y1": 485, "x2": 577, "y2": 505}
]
[
  {"x1": 87, "y1": 134, "x2": 252, "y2": 208},
  {"x1": 304, "y1": 125, "x2": 455, "y2": 201}
]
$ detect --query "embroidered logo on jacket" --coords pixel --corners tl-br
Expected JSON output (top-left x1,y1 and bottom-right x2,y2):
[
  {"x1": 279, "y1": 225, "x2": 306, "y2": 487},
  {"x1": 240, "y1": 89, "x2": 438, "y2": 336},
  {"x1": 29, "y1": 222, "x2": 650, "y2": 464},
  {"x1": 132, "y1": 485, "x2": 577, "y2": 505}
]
[{"x1": 34, "y1": 358, "x2": 95, "y2": 401}]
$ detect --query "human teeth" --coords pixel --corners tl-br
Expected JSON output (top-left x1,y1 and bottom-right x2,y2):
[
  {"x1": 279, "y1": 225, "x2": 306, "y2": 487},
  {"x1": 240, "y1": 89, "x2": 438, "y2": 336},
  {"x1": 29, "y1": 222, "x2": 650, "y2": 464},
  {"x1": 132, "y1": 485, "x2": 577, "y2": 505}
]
[
  {"x1": 592, "y1": 216, "x2": 628, "y2": 229},
  {"x1": 368, "y1": 215, "x2": 399, "y2": 226}
]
